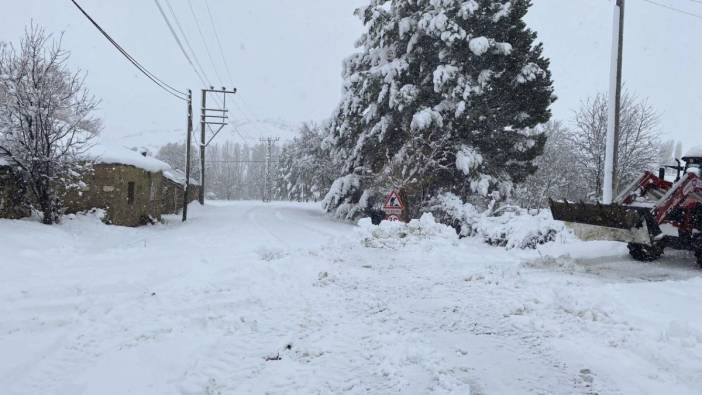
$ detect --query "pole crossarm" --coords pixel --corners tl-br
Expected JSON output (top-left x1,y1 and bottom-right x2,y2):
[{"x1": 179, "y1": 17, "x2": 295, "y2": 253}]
[{"x1": 199, "y1": 87, "x2": 238, "y2": 204}]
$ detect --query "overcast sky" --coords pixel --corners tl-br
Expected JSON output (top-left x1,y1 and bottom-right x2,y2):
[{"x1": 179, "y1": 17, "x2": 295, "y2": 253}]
[{"x1": 2, "y1": 0, "x2": 700, "y2": 147}]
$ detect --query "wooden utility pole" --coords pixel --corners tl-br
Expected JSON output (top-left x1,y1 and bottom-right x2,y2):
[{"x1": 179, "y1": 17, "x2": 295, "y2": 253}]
[
  {"x1": 603, "y1": 0, "x2": 625, "y2": 204},
  {"x1": 199, "y1": 87, "x2": 237, "y2": 205},
  {"x1": 182, "y1": 89, "x2": 193, "y2": 222}
]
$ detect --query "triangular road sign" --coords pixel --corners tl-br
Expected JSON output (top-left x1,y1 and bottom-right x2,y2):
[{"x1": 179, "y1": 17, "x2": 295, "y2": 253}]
[{"x1": 383, "y1": 191, "x2": 404, "y2": 210}]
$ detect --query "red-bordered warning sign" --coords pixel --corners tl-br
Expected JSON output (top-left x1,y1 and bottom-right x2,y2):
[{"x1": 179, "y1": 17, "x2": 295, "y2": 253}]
[
  {"x1": 384, "y1": 191, "x2": 404, "y2": 209},
  {"x1": 383, "y1": 191, "x2": 404, "y2": 217}
]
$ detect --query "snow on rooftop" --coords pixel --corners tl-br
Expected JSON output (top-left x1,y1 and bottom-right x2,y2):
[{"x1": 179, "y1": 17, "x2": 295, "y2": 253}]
[
  {"x1": 163, "y1": 168, "x2": 200, "y2": 186},
  {"x1": 683, "y1": 145, "x2": 702, "y2": 158},
  {"x1": 84, "y1": 144, "x2": 171, "y2": 173}
]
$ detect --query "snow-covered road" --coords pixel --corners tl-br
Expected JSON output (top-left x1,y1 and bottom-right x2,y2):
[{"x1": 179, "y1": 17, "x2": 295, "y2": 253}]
[{"x1": 1, "y1": 202, "x2": 701, "y2": 394}]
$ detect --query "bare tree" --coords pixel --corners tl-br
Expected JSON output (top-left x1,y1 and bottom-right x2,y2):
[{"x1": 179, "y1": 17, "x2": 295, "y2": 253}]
[
  {"x1": 0, "y1": 25, "x2": 100, "y2": 224},
  {"x1": 516, "y1": 121, "x2": 580, "y2": 209},
  {"x1": 568, "y1": 91, "x2": 660, "y2": 200}
]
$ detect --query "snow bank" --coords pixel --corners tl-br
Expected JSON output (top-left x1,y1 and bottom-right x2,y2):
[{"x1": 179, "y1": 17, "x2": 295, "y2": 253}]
[
  {"x1": 425, "y1": 193, "x2": 572, "y2": 249},
  {"x1": 84, "y1": 144, "x2": 171, "y2": 173},
  {"x1": 473, "y1": 209, "x2": 572, "y2": 250},
  {"x1": 356, "y1": 213, "x2": 458, "y2": 249}
]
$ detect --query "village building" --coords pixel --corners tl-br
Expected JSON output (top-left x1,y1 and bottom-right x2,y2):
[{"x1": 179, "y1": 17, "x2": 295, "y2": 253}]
[
  {"x1": 64, "y1": 145, "x2": 171, "y2": 227},
  {"x1": 0, "y1": 157, "x2": 30, "y2": 219},
  {"x1": 161, "y1": 168, "x2": 201, "y2": 214}
]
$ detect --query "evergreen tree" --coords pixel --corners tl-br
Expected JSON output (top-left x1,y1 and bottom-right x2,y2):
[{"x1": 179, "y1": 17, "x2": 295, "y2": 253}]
[{"x1": 323, "y1": 0, "x2": 554, "y2": 220}]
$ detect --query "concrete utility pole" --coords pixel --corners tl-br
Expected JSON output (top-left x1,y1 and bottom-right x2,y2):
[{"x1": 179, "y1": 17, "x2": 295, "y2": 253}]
[
  {"x1": 199, "y1": 86, "x2": 237, "y2": 204},
  {"x1": 182, "y1": 90, "x2": 193, "y2": 222},
  {"x1": 603, "y1": 0, "x2": 625, "y2": 204},
  {"x1": 260, "y1": 137, "x2": 280, "y2": 202}
]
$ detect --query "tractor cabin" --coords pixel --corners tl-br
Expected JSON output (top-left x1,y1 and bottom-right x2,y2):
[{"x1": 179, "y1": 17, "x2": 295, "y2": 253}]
[{"x1": 64, "y1": 145, "x2": 170, "y2": 227}]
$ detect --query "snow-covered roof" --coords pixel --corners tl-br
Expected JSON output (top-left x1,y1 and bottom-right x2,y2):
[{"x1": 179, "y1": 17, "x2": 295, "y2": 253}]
[
  {"x1": 163, "y1": 168, "x2": 201, "y2": 186},
  {"x1": 683, "y1": 145, "x2": 702, "y2": 159},
  {"x1": 84, "y1": 144, "x2": 171, "y2": 173}
]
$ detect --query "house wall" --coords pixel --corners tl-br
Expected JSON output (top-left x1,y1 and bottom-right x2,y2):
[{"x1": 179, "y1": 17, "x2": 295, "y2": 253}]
[
  {"x1": 0, "y1": 166, "x2": 30, "y2": 219},
  {"x1": 161, "y1": 179, "x2": 200, "y2": 215},
  {"x1": 65, "y1": 164, "x2": 163, "y2": 227}
]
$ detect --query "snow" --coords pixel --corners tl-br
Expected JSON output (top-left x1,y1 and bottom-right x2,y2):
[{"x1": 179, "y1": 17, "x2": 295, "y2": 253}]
[
  {"x1": 468, "y1": 36, "x2": 490, "y2": 56},
  {"x1": 0, "y1": 156, "x2": 9, "y2": 167},
  {"x1": 163, "y1": 168, "x2": 201, "y2": 186},
  {"x1": 410, "y1": 107, "x2": 443, "y2": 131},
  {"x1": 84, "y1": 143, "x2": 171, "y2": 173},
  {"x1": 2, "y1": 201, "x2": 702, "y2": 394},
  {"x1": 684, "y1": 145, "x2": 702, "y2": 158},
  {"x1": 455, "y1": 145, "x2": 483, "y2": 175}
]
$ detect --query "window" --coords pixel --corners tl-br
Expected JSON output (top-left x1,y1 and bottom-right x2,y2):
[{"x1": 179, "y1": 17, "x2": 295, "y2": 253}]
[{"x1": 127, "y1": 182, "x2": 135, "y2": 205}]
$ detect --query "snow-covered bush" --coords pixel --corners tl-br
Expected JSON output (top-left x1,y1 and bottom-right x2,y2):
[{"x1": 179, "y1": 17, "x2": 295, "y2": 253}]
[
  {"x1": 426, "y1": 192, "x2": 570, "y2": 249},
  {"x1": 474, "y1": 209, "x2": 570, "y2": 250}
]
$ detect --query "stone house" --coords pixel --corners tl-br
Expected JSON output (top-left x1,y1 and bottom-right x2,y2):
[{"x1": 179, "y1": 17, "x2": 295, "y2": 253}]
[
  {"x1": 64, "y1": 145, "x2": 171, "y2": 227},
  {"x1": 0, "y1": 157, "x2": 30, "y2": 219},
  {"x1": 161, "y1": 169, "x2": 201, "y2": 214}
]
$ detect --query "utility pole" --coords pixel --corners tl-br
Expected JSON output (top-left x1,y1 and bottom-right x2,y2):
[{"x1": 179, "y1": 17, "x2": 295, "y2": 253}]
[
  {"x1": 603, "y1": 0, "x2": 625, "y2": 204},
  {"x1": 260, "y1": 137, "x2": 280, "y2": 202},
  {"x1": 182, "y1": 89, "x2": 193, "y2": 222},
  {"x1": 200, "y1": 86, "x2": 237, "y2": 204}
]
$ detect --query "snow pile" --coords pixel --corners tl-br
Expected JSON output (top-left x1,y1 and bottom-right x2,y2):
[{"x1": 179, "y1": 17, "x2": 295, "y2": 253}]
[
  {"x1": 428, "y1": 192, "x2": 571, "y2": 249},
  {"x1": 474, "y1": 209, "x2": 572, "y2": 250},
  {"x1": 84, "y1": 144, "x2": 171, "y2": 173},
  {"x1": 355, "y1": 213, "x2": 458, "y2": 249}
]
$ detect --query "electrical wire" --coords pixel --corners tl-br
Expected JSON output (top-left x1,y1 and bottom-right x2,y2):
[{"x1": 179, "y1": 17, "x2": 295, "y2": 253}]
[
  {"x1": 204, "y1": 0, "x2": 234, "y2": 83},
  {"x1": 69, "y1": 0, "x2": 187, "y2": 100},
  {"x1": 162, "y1": 0, "x2": 213, "y2": 86},
  {"x1": 641, "y1": 0, "x2": 702, "y2": 20},
  {"x1": 153, "y1": 0, "x2": 207, "y2": 86},
  {"x1": 187, "y1": 0, "x2": 225, "y2": 87}
]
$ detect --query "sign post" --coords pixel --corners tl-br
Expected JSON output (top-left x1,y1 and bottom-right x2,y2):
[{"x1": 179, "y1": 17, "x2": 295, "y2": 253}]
[{"x1": 383, "y1": 190, "x2": 405, "y2": 222}]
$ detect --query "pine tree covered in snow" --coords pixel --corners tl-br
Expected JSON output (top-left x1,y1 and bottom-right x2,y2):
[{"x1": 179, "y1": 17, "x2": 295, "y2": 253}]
[
  {"x1": 275, "y1": 123, "x2": 337, "y2": 201},
  {"x1": 323, "y1": 0, "x2": 554, "y2": 220}
]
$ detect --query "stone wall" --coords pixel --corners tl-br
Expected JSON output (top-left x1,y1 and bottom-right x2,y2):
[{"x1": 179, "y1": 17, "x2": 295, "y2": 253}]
[
  {"x1": 161, "y1": 178, "x2": 200, "y2": 215},
  {"x1": 65, "y1": 164, "x2": 163, "y2": 227}
]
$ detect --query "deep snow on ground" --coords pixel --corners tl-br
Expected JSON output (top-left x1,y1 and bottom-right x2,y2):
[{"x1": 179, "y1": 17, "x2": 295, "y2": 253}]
[{"x1": 1, "y1": 201, "x2": 701, "y2": 394}]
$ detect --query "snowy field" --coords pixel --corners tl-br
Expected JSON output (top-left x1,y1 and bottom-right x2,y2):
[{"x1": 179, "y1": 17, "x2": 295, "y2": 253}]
[{"x1": 1, "y1": 201, "x2": 701, "y2": 394}]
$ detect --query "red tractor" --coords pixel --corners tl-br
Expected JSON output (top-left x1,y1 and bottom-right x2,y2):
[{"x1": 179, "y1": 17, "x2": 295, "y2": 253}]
[{"x1": 550, "y1": 148, "x2": 702, "y2": 266}]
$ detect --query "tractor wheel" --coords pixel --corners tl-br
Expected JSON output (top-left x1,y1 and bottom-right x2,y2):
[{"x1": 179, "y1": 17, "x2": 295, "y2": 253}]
[{"x1": 627, "y1": 243, "x2": 663, "y2": 262}]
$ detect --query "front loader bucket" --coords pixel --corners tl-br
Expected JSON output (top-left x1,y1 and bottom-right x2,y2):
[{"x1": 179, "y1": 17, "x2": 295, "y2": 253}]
[{"x1": 549, "y1": 199, "x2": 660, "y2": 245}]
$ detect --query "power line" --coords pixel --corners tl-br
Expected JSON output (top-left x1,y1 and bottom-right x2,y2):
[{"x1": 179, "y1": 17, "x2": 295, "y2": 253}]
[
  {"x1": 69, "y1": 0, "x2": 187, "y2": 101},
  {"x1": 187, "y1": 0, "x2": 225, "y2": 87},
  {"x1": 153, "y1": 0, "x2": 207, "y2": 86},
  {"x1": 204, "y1": 0, "x2": 234, "y2": 82},
  {"x1": 162, "y1": 0, "x2": 213, "y2": 86},
  {"x1": 642, "y1": 0, "x2": 702, "y2": 20}
]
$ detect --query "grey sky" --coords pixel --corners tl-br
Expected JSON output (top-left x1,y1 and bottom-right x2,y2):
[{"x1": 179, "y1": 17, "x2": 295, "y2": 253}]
[{"x1": 2, "y1": 0, "x2": 700, "y2": 147}]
